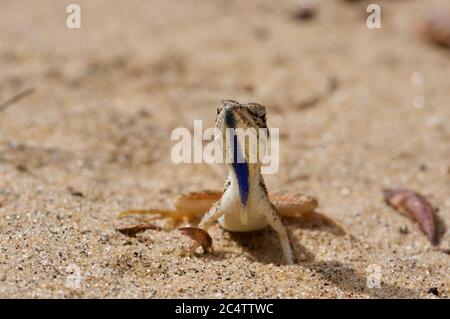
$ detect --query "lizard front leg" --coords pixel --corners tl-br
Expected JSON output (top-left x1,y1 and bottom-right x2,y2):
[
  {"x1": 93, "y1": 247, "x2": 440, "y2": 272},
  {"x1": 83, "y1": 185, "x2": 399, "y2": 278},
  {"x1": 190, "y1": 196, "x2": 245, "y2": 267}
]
[
  {"x1": 264, "y1": 204, "x2": 296, "y2": 265},
  {"x1": 183, "y1": 201, "x2": 225, "y2": 254},
  {"x1": 198, "y1": 201, "x2": 226, "y2": 230}
]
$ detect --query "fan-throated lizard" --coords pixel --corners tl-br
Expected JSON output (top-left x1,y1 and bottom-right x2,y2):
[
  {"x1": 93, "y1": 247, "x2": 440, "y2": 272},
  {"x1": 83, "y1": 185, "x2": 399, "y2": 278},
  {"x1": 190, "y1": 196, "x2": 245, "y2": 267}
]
[{"x1": 120, "y1": 100, "x2": 322, "y2": 265}]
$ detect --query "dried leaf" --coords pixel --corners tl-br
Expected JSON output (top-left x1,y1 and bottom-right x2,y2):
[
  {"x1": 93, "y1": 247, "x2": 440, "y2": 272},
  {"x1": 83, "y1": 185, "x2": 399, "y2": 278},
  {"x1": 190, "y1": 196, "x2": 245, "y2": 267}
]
[
  {"x1": 179, "y1": 227, "x2": 213, "y2": 252},
  {"x1": 68, "y1": 187, "x2": 84, "y2": 197},
  {"x1": 383, "y1": 189, "x2": 438, "y2": 245},
  {"x1": 293, "y1": 0, "x2": 317, "y2": 21},
  {"x1": 0, "y1": 87, "x2": 35, "y2": 112},
  {"x1": 116, "y1": 223, "x2": 161, "y2": 237},
  {"x1": 421, "y1": 9, "x2": 450, "y2": 48}
]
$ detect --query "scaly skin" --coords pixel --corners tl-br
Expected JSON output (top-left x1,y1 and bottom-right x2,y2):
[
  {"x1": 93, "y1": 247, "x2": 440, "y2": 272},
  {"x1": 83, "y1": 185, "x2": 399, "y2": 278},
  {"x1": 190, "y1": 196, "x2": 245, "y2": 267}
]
[{"x1": 120, "y1": 190, "x2": 319, "y2": 222}]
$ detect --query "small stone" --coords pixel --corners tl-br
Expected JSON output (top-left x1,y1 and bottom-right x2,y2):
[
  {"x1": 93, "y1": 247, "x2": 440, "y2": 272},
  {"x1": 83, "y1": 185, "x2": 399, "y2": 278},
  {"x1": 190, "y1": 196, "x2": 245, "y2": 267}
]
[
  {"x1": 412, "y1": 96, "x2": 425, "y2": 109},
  {"x1": 427, "y1": 287, "x2": 439, "y2": 296},
  {"x1": 399, "y1": 225, "x2": 409, "y2": 235},
  {"x1": 76, "y1": 160, "x2": 84, "y2": 167},
  {"x1": 293, "y1": 0, "x2": 317, "y2": 20},
  {"x1": 410, "y1": 72, "x2": 424, "y2": 86}
]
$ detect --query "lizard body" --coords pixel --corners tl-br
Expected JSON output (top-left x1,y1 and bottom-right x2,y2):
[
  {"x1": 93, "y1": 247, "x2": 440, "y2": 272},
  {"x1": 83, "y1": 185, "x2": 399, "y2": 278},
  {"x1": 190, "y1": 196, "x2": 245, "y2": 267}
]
[
  {"x1": 119, "y1": 100, "x2": 322, "y2": 265},
  {"x1": 196, "y1": 100, "x2": 297, "y2": 264}
]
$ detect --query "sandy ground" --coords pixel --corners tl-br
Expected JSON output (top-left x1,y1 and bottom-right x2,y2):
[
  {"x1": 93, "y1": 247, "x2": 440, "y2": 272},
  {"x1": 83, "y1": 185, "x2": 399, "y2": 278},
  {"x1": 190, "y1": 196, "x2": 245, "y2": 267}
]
[{"x1": 0, "y1": 0, "x2": 449, "y2": 298}]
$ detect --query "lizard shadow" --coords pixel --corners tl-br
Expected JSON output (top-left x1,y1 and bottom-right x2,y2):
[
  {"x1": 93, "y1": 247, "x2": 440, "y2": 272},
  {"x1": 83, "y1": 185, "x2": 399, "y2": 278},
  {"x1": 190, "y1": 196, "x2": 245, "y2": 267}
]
[
  {"x1": 434, "y1": 211, "x2": 447, "y2": 245},
  {"x1": 214, "y1": 227, "x2": 316, "y2": 264},
  {"x1": 206, "y1": 235, "x2": 418, "y2": 298},
  {"x1": 282, "y1": 209, "x2": 349, "y2": 237},
  {"x1": 299, "y1": 260, "x2": 419, "y2": 298},
  {"x1": 205, "y1": 209, "x2": 349, "y2": 265},
  {"x1": 202, "y1": 214, "x2": 419, "y2": 298}
]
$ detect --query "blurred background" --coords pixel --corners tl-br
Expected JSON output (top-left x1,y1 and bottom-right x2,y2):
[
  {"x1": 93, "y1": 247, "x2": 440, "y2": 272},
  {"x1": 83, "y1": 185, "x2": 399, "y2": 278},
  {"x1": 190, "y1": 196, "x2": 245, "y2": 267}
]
[{"x1": 0, "y1": 0, "x2": 448, "y2": 298}]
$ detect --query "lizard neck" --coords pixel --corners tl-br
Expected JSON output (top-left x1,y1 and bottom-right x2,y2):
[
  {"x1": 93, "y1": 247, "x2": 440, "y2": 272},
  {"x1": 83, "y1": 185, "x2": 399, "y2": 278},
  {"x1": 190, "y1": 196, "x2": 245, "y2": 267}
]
[
  {"x1": 226, "y1": 128, "x2": 253, "y2": 207},
  {"x1": 227, "y1": 163, "x2": 263, "y2": 205},
  {"x1": 225, "y1": 162, "x2": 265, "y2": 226},
  {"x1": 223, "y1": 109, "x2": 265, "y2": 207}
]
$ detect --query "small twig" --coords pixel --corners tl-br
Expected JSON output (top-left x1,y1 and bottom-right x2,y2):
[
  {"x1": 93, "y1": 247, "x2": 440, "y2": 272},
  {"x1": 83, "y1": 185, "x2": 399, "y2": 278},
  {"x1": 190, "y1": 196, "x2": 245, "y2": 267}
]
[
  {"x1": 0, "y1": 87, "x2": 35, "y2": 112},
  {"x1": 116, "y1": 223, "x2": 161, "y2": 237}
]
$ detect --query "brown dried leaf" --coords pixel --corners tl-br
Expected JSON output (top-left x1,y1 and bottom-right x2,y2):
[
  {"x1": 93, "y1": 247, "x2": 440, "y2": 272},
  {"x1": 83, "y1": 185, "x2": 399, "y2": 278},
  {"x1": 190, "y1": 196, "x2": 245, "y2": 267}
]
[
  {"x1": 0, "y1": 87, "x2": 35, "y2": 112},
  {"x1": 179, "y1": 227, "x2": 213, "y2": 252},
  {"x1": 421, "y1": 8, "x2": 450, "y2": 48},
  {"x1": 293, "y1": 0, "x2": 317, "y2": 21},
  {"x1": 383, "y1": 189, "x2": 438, "y2": 245},
  {"x1": 68, "y1": 187, "x2": 84, "y2": 197},
  {"x1": 116, "y1": 223, "x2": 161, "y2": 237}
]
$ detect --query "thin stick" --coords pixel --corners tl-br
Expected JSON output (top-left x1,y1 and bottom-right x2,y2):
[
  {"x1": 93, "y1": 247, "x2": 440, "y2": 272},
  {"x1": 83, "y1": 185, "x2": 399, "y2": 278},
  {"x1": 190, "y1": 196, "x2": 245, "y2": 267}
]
[{"x1": 0, "y1": 87, "x2": 35, "y2": 112}]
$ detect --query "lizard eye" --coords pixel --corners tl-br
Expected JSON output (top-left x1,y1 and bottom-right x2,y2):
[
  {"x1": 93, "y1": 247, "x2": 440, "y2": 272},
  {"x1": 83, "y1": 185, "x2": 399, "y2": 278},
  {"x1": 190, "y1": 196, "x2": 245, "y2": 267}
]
[
  {"x1": 244, "y1": 103, "x2": 267, "y2": 128},
  {"x1": 215, "y1": 105, "x2": 224, "y2": 126},
  {"x1": 245, "y1": 103, "x2": 266, "y2": 119}
]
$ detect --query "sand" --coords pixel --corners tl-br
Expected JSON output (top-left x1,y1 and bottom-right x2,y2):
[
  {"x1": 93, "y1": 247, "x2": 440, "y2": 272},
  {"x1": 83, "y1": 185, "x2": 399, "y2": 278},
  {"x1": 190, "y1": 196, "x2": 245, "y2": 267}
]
[{"x1": 0, "y1": 0, "x2": 448, "y2": 298}]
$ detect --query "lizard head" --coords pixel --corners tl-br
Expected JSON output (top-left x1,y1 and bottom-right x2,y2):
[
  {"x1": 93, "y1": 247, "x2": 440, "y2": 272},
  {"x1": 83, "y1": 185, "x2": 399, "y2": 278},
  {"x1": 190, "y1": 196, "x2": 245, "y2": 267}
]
[
  {"x1": 215, "y1": 100, "x2": 270, "y2": 210},
  {"x1": 215, "y1": 100, "x2": 268, "y2": 133},
  {"x1": 215, "y1": 100, "x2": 270, "y2": 163}
]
